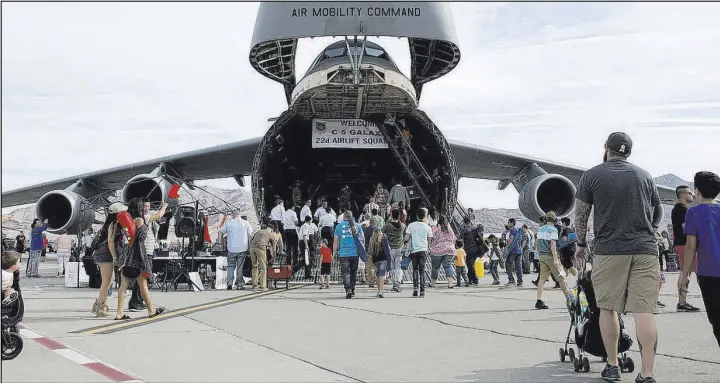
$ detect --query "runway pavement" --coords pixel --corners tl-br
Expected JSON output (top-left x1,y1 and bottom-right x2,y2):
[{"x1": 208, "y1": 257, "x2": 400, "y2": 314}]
[{"x1": 2, "y1": 253, "x2": 718, "y2": 382}]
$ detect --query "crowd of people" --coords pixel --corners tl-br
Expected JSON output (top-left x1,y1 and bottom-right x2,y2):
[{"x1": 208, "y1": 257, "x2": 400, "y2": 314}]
[{"x1": 2, "y1": 132, "x2": 718, "y2": 383}]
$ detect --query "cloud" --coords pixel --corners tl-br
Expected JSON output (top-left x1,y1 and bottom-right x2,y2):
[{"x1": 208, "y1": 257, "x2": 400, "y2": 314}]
[{"x1": 2, "y1": 2, "x2": 719, "y2": 212}]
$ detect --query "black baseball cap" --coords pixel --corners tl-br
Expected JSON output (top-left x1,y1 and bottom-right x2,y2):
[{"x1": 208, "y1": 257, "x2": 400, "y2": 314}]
[{"x1": 606, "y1": 132, "x2": 633, "y2": 155}]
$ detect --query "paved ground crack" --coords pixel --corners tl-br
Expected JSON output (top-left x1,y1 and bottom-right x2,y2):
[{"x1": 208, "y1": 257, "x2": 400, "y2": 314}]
[
  {"x1": 183, "y1": 315, "x2": 365, "y2": 383},
  {"x1": 295, "y1": 297, "x2": 720, "y2": 366}
]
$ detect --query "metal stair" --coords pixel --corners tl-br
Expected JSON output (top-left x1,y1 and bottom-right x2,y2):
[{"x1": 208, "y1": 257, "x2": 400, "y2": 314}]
[{"x1": 375, "y1": 113, "x2": 434, "y2": 209}]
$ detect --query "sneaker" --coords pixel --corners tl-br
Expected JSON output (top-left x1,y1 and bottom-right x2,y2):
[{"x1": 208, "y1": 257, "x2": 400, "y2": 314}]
[
  {"x1": 535, "y1": 300, "x2": 549, "y2": 310},
  {"x1": 319, "y1": 285, "x2": 324, "y2": 289},
  {"x1": 346, "y1": 292, "x2": 353, "y2": 299},
  {"x1": 236, "y1": 285, "x2": 246, "y2": 291},
  {"x1": 505, "y1": 281, "x2": 515, "y2": 287},
  {"x1": 531, "y1": 280, "x2": 538, "y2": 287},
  {"x1": 391, "y1": 286, "x2": 401, "y2": 293},
  {"x1": 91, "y1": 300, "x2": 99, "y2": 314},
  {"x1": 656, "y1": 301, "x2": 666, "y2": 308},
  {"x1": 413, "y1": 290, "x2": 419, "y2": 297},
  {"x1": 677, "y1": 302, "x2": 700, "y2": 312},
  {"x1": 324, "y1": 284, "x2": 330, "y2": 289},
  {"x1": 351, "y1": 290, "x2": 355, "y2": 297},
  {"x1": 96, "y1": 304, "x2": 111, "y2": 318},
  {"x1": 419, "y1": 291, "x2": 425, "y2": 298},
  {"x1": 601, "y1": 364, "x2": 622, "y2": 382},
  {"x1": 262, "y1": 288, "x2": 269, "y2": 292},
  {"x1": 516, "y1": 282, "x2": 523, "y2": 287},
  {"x1": 492, "y1": 280, "x2": 500, "y2": 285},
  {"x1": 227, "y1": 285, "x2": 233, "y2": 291},
  {"x1": 377, "y1": 292, "x2": 384, "y2": 298},
  {"x1": 464, "y1": 283, "x2": 470, "y2": 287},
  {"x1": 554, "y1": 282, "x2": 561, "y2": 289},
  {"x1": 635, "y1": 374, "x2": 656, "y2": 383}
]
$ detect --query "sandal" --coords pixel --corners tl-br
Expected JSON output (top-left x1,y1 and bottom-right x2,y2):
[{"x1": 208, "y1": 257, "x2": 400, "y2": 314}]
[
  {"x1": 149, "y1": 307, "x2": 165, "y2": 318},
  {"x1": 114, "y1": 315, "x2": 130, "y2": 320}
]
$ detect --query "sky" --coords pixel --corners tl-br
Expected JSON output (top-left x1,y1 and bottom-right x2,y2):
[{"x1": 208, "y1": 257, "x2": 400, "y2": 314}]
[{"x1": 3, "y1": 2, "x2": 720, "y2": 214}]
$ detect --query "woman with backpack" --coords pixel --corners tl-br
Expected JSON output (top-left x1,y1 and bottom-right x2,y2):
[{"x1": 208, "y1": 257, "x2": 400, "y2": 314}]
[
  {"x1": 90, "y1": 203, "x2": 126, "y2": 317},
  {"x1": 112, "y1": 198, "x2": 164, "y2": 320}
]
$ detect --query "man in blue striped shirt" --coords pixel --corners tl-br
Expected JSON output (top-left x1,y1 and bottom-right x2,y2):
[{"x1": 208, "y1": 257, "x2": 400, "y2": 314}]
[{"x1": 534, "y1": 211, "x2": 573, "y2": 310}]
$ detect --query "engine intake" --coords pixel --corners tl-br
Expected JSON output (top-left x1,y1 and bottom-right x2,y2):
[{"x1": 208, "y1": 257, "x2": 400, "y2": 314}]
[
  {"x1": 518, "y1": 174, "x2": 576, "y2": 222},
  {"x1": 122, "y1": 174, "x2": 170, "y2": 204},
  {"x1": 35, "y1": 190, "x2": 93, "y2": 234}
]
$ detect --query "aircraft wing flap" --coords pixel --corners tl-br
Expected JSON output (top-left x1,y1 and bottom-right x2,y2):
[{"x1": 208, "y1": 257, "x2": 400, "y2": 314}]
[
  {"x1": 449, "y1": 140, "x2": 677, "y2": 205},
  {"x1": 1, "y1": 137, "x2": 262, "y2": 208}
]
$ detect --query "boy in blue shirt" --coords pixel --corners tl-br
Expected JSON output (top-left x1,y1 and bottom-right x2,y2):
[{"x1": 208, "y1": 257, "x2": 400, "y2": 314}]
[
  {"x1": 333, "y1": 210, "x2": 364, "y2": 299},
  {"x1": 678, "y1": 171, "x2": 720, "y2": 347}
]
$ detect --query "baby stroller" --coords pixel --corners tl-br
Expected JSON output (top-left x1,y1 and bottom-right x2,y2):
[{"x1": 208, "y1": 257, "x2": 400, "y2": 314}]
[
  {"x1": 1, "y1": 291, "x2": 25, "y2": 360},
  {"x1": 559, "y1": 270, "x2": 635, "y2": 373}
]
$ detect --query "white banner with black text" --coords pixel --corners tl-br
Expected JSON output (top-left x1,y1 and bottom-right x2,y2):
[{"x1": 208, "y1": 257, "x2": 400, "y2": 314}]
[{"x1": 311, "y1": 119, "x2": 388, "y2": 149}]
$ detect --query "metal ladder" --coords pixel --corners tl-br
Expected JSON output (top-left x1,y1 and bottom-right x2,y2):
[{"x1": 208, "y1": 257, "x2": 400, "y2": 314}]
[{"x1": 374, "y1": 113, "x2": 434, "y2": 209}]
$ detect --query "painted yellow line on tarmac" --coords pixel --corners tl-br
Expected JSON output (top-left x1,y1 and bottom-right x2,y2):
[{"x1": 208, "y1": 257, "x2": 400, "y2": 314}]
[{"x1": 74, "y1": 284, "x2": 305, "y2": 335}]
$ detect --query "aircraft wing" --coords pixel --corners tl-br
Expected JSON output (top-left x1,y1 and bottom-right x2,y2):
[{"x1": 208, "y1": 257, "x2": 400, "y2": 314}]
[
  {"x1": 1, "y1": 137, "x2": 262, "y2": 207},
  {"x1": 448, "y1": 140, "x2": 678, "y2": 204}
]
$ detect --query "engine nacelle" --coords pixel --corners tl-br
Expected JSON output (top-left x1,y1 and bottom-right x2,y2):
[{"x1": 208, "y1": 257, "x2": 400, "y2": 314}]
[
  {"x1": 122, "y1": 174, "x2": 171, "y2": 204},
  {"x1": 36, "y1": 190, "x2": 94, "y2": 234},
  {"x1": 518, "y1": 174, "x2": 577, "y2": 222}
]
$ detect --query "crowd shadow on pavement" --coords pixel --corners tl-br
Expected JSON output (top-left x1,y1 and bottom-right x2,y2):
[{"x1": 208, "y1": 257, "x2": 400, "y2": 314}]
[{"x1": 456, "y1": 360, "x2": 608, "y2": 382}]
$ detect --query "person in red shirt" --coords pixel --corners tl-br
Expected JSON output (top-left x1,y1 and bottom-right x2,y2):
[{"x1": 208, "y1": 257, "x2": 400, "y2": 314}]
[
  {"x1": 319, "y1": 239, "x2": 332, "y2": 289},
  {"x1": 41, "y1": 233, "x2": 49, "y2": 262}
]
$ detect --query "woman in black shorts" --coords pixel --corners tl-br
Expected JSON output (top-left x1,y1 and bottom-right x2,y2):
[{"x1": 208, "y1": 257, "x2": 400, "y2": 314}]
[{"x1": 90, "y1": 202, "x2": 126, "y2": 317}]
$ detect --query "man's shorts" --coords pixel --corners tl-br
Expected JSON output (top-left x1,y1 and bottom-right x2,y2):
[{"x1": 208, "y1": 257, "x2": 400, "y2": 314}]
[
  {"x1": 374, "y1": 260, "x2": 387, "y2": 278},
  {"x1": 592, "y1": 254, "x2": 659, "y2": 314},
  {"x1": 538, "y1": 254, "x2": 566, "y2": 284},
  {"x1": 320, "y1": 263, "x2": 331, "y2": 275},
  {"x1": 673, "y1": 246, "x2": 698, "y2": 273}
]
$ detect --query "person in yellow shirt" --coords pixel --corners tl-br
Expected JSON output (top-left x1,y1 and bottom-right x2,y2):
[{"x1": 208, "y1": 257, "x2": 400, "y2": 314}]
[{"x1": 454, "y1": 239, "x2": 469, "y2": 287}]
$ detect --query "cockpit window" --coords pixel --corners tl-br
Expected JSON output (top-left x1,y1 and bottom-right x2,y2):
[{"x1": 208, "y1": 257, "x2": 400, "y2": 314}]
[
  {"x1": 323, "y1": 47, "x2": 346, "y2": 59},
  {"x1": 364, "y1": 47, "x2": 387, "y2": 58}
]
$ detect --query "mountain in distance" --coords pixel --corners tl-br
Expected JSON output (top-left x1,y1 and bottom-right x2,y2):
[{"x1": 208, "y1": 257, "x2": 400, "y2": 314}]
[
  {"x1": 654, "y1": 174, "x2": 693, "y2": 190},
  {"x1": 2, "y1": 174, "x2": 687, "y2": 240}
]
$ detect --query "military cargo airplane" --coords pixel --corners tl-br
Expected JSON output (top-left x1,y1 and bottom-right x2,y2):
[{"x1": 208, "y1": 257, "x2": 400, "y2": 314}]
[{"x1": 1, "y1": 2, "x2": 676, "y2": 234}]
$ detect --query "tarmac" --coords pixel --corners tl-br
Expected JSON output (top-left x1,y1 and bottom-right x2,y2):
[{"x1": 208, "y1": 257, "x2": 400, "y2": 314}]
[{"x1": 2, "y1": 253, "x2": 718, "y2": 383}]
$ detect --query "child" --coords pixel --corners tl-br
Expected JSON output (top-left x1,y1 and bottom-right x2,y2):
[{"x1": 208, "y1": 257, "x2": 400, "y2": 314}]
[
  {"x1": 2, "y1": 251, "x2": 21, "y2": 301},
  {"x1": 678, "y1": 171, "x2": 720, "y2": 347},
  {"x1": 367, "y1": 228, "x2": 390, "y2": 298},
  {"x1": 319, "y1": 239, "x2": 332, "y2": 289},
  {"x1": 454, "y1": 240, "x2": 469, "y2": 288},
  {"x1": 487, "y1": 235, "x2": 501, "y2": 285}
]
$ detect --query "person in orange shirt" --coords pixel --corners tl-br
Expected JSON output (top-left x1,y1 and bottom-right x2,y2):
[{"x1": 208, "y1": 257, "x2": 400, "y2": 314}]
[
  {"x1": 319, "y1": 239, "x2": 333, "y2": 289},
  {"x1": 454, "y1": 239, "x2": 469, "y2": 288}
]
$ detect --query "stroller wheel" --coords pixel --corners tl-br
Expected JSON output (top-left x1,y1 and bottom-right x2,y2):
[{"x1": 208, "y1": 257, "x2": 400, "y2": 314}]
[
  {"x1": 1, "y1": 332, "x2": 24, "y2": 360},
  {"x1": 624, "y1": 356, "x2": 635, "y2": 373},
  {"x1": 582, "y1": 357, "x2": 590, "y2": 373},
  {"x1": 559, "y1": 348, "x2": 566, "y2": 362},
  {"x1": 573, "y1": 357, "x2": 581, "y2": 372},
  {"x1": 568, "y1": 348, "x2": 576, "y2": 362}
]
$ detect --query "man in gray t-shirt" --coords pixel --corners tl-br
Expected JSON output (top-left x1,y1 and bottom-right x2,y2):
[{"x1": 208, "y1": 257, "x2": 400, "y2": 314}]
[{"x1": 573, "y1": 132, "x2": 661, "y2": 382}]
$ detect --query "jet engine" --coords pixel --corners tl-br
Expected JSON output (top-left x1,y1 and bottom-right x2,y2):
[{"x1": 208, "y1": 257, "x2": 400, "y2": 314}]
[
  {"x1": 35, "y1": 190, "x2": 94, "y2": 234},
  {"x1": 121, "y1": 174, "x2": 171, "y2": 204},
  {"x1": 517, "y1": 173, "x2": 576, "y2": 222}
]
